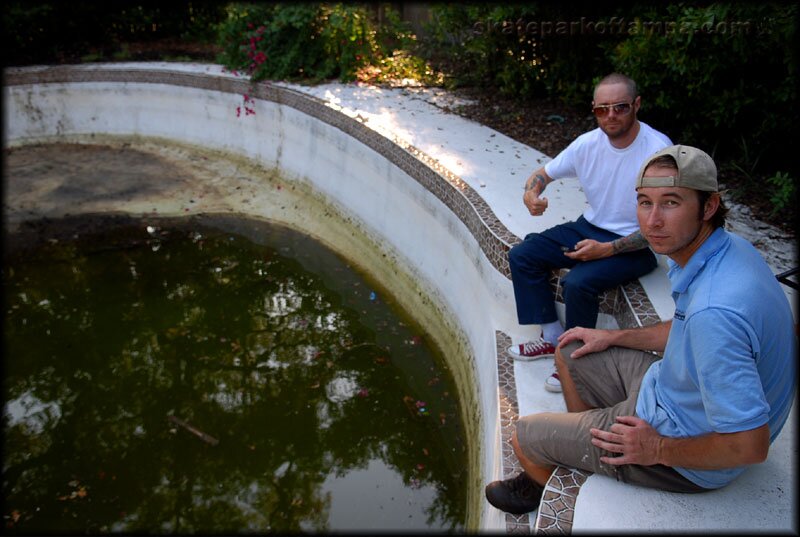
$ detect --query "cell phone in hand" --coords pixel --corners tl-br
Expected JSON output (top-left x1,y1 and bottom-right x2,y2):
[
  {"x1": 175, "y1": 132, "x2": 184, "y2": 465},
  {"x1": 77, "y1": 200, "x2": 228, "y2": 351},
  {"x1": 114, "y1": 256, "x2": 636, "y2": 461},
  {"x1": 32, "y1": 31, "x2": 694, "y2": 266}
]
[{"x1": 560, "y1": 245, "x2": 576, "y2": 253}]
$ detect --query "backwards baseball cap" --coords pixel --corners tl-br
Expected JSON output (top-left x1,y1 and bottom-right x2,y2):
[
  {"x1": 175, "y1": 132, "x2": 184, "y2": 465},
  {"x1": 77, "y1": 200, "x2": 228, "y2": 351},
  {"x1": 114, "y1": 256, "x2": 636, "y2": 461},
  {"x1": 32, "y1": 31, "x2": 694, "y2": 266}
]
[{"x1": 635, "y1": 144, "x2": 718, "y2": 192}]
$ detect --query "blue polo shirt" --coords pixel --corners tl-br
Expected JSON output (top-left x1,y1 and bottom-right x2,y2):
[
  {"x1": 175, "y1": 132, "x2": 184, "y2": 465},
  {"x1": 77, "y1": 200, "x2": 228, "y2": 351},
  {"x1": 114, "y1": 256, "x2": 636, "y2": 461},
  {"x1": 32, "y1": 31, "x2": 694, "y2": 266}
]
[{"x1": 636, "y1": 228, "x2": 796, "y2": 489}]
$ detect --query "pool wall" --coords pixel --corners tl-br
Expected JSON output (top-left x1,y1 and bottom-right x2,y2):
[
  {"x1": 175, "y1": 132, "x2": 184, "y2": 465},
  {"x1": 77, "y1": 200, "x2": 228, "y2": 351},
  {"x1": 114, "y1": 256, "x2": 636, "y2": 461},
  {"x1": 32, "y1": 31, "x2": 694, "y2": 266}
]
[{"x1": 4, "y1": 63, "x2": 520, "y2": 530}]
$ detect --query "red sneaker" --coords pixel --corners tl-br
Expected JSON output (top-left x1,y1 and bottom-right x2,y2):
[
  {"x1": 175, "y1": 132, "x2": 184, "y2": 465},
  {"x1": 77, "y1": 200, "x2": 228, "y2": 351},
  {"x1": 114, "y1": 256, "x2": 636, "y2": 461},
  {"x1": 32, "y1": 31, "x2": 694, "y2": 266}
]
[
  {"x1": 507, "y1": 338, "x2": 556, "y2": 361},
  {"x1": 544, "y1": 371, "x2": 562, "y2": 393}
]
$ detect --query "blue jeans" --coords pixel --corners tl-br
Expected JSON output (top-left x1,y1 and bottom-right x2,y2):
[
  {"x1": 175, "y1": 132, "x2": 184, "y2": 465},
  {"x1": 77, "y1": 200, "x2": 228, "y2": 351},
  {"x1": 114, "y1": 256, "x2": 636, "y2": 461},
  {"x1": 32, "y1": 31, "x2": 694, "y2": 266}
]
[{"x1": 508, "y1": 216, "x2": 657, "y2": 330}]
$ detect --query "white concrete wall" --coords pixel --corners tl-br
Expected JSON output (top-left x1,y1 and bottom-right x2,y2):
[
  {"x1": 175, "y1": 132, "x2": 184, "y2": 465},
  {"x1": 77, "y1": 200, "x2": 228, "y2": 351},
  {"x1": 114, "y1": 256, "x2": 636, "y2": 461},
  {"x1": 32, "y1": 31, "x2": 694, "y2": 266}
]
[{"x1": 4, "y1": 66, "x2": 517, "y2": 530}]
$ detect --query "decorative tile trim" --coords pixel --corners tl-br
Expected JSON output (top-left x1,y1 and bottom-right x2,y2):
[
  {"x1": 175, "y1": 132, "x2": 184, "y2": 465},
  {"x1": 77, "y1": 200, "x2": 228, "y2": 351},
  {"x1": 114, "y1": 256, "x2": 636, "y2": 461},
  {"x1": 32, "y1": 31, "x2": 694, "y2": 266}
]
[
  {"x1": 6, "y1": 66, "x2": 665, "y2": 534},
  {"x1": 496, "y1": 330, "x2": 593, "y2": 536},
  {"x1": 534, "y1": 467, "x2": 590, "y2": 534},
  {"x1": 495, "y1": 331, "x2": 533, "y2": 533}
]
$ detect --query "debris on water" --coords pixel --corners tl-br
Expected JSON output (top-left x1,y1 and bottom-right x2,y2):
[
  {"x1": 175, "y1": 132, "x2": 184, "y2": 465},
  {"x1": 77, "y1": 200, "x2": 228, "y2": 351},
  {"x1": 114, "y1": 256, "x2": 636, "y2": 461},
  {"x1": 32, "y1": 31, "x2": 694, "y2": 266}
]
[
  {"x1": 403, "y1": 397, "x2": 429, "y2": 417},
  {"x1": 167, "y1": 415, "x2": 219, "y2": 446}
]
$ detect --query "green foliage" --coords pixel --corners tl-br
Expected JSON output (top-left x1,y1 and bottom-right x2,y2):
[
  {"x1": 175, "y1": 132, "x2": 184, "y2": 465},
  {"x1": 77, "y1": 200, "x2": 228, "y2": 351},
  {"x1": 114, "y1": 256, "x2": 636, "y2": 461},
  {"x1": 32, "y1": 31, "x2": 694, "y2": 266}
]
[
  {"x1": 4, "y1": 1, "x2": 227, "y2": 66},
  {"x1": 607, "y1": 3, "x2": 796, "y2": 169},
  {"x1": 215, "y1": 2, "x2": 437, "y2": 84},
  {"x1": 425, "y1": 3, "x2": 616, "y2": 102},
  {"x1": 767, "y1": 171, "x2": 796, "y2": 216}
]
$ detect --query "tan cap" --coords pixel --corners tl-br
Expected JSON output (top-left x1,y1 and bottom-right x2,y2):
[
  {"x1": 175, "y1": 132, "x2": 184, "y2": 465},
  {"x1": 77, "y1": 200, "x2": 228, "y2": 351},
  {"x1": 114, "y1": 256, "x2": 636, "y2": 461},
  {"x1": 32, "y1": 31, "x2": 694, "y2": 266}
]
[{"x1": 636, "y1": 145, "x2": 718, "y2": 192}]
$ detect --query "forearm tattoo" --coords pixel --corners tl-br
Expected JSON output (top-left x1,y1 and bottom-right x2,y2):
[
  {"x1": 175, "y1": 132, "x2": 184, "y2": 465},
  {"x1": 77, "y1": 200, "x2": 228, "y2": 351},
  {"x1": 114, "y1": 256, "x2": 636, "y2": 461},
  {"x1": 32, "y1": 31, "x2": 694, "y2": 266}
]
[
  {"x1": 525, "y1": 172, "x2": 549, "y2": 194},
  {"x1": 611, "y1": 230, "x2": 649, "y2": 253}
]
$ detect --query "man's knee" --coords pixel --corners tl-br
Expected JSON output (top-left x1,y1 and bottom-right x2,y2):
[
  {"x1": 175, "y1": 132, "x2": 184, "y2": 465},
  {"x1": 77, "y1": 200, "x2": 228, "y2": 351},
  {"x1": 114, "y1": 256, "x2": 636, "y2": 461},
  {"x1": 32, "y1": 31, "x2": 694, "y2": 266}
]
[
  {"x1": 555, "y1": 341, "x2": 582, "y2": 370},
  {"x1": 514, "y1": 412, "x2": 563, "y2": 464},
  {"x1": 508, "y1": 242, "x2": 524, "y2": 268},
  {"x1": 562, "y1": 269, "x2": 601, "y2": 296},
  {"x1": 509, "y1": 234, "x2": 546, "y2": 267}
]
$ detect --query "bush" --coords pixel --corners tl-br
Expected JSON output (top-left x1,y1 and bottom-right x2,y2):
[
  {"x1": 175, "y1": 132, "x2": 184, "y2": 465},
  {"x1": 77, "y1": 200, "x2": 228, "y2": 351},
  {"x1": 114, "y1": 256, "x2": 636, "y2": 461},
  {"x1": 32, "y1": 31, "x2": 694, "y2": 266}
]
[
  {"x1": 3, "y1": 1, "x2": 226, "y2": 66},
  {"x1": 215, "y1": 2, "x2": 440, "y2": 85},
  {"x1": 607, "y1": 3, "x2": 797, "y2": 172},
  {"x1": 424, "y1": 3, "x2": 618, "y2": 102}
]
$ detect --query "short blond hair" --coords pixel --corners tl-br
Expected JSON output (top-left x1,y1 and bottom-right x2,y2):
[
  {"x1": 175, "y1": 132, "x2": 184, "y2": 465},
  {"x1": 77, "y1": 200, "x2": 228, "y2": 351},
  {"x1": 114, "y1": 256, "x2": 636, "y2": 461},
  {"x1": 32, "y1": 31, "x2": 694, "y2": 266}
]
[{"x1": 594, "y1": 73, "x2": 637, "y2": 101}]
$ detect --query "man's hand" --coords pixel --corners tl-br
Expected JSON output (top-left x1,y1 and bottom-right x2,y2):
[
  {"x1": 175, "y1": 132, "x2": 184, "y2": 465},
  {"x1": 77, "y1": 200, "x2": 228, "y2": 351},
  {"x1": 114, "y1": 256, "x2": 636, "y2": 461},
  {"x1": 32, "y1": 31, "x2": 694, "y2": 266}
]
[
  {"x1": 563, "y1": 239, "x2": 614, "y2": 261},
  {"x1": 523, "y1": 190, "x2": 548, "y2": 216},
  {"x1": 523, "y1": 168, "x2": 552, "y2": 216},
  {"x1": 557, "y1": 327, "x2": 615, "y2": 358},
  {"x1": 589, "y1": 416, "x2": 662, "y2": 466}
]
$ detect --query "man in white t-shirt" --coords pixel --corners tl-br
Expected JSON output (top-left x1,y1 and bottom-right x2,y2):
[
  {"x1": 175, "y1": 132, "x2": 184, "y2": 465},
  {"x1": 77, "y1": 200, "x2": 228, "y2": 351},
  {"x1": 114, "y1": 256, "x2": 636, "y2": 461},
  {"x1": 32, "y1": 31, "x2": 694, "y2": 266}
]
[{"x1": 508, "y1": 73, "x2": 671, "y2": 393}]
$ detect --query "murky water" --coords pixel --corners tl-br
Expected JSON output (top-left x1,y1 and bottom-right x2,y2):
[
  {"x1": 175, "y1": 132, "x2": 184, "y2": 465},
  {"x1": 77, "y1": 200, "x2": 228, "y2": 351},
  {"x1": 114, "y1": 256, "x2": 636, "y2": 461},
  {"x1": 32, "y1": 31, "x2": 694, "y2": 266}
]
[{"x1": 2, "y1": 215, "x2": 467, "y2": 533}]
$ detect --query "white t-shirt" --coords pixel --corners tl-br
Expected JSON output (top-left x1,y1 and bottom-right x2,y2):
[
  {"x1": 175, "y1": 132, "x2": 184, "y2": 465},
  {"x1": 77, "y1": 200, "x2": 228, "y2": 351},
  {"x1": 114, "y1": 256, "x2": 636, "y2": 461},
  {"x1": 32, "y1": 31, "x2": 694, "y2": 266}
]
[{"x1": 544, "y1": 121, "x2": 672, "y2": 236}]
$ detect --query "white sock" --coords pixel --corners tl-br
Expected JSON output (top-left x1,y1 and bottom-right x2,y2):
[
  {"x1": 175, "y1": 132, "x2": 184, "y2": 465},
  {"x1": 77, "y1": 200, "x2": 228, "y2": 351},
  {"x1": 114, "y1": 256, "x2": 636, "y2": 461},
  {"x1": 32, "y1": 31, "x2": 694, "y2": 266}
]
[{"x1": 541, "y1": 321, "x2": 564, "y2": 344}]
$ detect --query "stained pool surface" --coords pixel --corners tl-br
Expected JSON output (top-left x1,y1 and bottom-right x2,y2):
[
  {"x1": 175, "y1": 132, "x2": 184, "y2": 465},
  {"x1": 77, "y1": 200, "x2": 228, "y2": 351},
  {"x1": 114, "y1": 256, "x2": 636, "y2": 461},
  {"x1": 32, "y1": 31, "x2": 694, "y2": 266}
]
[{"x1": 2, "y1": 215, "x2": 467, "y2": 533}]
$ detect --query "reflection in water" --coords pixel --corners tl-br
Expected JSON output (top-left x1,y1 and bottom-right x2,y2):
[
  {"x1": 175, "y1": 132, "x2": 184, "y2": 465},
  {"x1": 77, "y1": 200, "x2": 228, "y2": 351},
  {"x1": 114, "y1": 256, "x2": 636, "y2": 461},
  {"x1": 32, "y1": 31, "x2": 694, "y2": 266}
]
[{"x1": 2, "y1": 216, "x2": 467, "y2": 533}]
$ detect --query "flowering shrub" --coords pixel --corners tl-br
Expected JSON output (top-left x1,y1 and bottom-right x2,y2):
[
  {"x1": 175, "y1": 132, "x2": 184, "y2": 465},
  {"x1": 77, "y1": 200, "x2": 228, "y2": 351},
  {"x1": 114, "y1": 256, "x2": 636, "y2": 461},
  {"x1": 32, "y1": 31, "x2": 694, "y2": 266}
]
[
  {"x1": 215, "y1": 2, "x2": 441, "y2": 85},
  {"x1": 217, "y1": 3, "x2": 382, "y2": 82}
]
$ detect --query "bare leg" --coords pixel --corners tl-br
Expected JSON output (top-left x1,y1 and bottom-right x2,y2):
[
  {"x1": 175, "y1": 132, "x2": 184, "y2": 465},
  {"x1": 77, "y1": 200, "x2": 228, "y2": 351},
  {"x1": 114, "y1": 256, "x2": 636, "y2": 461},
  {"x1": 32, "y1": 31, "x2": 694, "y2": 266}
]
[
  {"x1": 555, "y1": 345, "x2": 594, "y2": 413},
  {"x1": 512, "y1": 430, "x2": 554, "y2": 487}
]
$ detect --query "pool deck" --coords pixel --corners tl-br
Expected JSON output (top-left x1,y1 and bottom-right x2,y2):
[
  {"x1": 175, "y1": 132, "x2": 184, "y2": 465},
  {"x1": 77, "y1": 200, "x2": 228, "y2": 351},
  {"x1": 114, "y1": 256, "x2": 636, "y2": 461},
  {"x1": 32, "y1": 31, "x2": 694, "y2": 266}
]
[
  {"x1": 4, "y1": 64, "x2": 797, "y2": 533},
  {"x1": 280, "y1": 79, "x2": 798, "y2": 534}
]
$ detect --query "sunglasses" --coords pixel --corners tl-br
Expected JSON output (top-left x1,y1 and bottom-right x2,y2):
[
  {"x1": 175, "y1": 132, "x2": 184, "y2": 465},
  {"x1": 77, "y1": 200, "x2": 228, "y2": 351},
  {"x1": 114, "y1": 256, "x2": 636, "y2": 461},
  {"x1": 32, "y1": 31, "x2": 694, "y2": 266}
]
[{"x1": 592, "y1": 101, "x2": 634, "y2": 118}]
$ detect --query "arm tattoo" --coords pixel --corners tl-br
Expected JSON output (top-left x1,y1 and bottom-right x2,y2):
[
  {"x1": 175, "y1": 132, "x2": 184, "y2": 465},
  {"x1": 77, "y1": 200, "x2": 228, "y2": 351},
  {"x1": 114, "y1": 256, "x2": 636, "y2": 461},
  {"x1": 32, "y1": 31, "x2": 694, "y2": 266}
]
[
  {"x1": 525, "y1": 173, "x2": 550, "y2": 194},
  {"x1": 611, "y1": 230, "x2": 649, "y2": 253}
]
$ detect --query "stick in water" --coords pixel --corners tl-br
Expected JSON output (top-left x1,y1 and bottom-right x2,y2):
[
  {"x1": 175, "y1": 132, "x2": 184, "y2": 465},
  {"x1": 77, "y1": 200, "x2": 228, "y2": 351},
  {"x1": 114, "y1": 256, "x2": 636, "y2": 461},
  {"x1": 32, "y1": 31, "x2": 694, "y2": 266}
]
[{"x1": 167, "y1": 415, "x2": 219, "y2": 446}]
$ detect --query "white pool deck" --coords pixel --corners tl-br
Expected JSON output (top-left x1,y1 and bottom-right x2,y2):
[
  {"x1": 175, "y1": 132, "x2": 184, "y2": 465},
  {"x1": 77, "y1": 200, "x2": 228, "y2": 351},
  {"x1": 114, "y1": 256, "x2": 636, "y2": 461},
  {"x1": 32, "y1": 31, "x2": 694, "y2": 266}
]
[{"x1": 4, "y1": 63, "x2": 797, "y2": 533}]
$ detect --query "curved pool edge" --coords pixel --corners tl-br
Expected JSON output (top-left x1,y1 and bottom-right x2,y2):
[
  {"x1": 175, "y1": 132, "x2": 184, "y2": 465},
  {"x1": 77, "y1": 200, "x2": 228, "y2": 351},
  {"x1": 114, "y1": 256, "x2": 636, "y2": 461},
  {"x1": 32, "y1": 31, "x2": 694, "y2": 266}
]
[
  {"x1": 4, "y1": 65, "x2": 512, "y2": 531},
  {"x1": 6, "y1": 63, "x2": 762, "y2": 533}
]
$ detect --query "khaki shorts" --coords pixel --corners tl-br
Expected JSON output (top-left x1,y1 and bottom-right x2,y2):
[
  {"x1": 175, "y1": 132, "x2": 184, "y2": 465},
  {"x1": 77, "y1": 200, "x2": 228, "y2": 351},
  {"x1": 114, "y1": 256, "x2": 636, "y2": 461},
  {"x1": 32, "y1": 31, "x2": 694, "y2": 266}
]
[{"x1": 515, "y1": 341, "x2": 705, "y2": 493}]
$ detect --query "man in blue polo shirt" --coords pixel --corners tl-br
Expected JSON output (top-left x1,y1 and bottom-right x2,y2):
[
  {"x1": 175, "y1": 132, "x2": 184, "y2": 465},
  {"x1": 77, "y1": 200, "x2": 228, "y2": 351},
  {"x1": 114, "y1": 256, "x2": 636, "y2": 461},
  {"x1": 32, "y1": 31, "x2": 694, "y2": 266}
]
[{"x1": 485, "y1": 144, "x2": 797, "y2": 514}]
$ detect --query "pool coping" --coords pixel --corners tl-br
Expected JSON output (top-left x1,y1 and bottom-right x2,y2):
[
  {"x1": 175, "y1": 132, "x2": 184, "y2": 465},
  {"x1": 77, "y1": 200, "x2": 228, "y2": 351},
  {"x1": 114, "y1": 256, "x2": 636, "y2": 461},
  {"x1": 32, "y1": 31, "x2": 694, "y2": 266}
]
[{"x1": 4, "y1": 64, "x2": 664, "y2": 534}]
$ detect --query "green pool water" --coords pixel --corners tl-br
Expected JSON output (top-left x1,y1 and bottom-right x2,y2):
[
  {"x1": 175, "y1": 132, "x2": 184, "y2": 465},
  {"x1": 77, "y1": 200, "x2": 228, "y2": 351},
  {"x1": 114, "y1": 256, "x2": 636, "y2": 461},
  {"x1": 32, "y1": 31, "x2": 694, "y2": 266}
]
[{"x1": 2, "y1": 214, "x2": 467, "y2": 533}]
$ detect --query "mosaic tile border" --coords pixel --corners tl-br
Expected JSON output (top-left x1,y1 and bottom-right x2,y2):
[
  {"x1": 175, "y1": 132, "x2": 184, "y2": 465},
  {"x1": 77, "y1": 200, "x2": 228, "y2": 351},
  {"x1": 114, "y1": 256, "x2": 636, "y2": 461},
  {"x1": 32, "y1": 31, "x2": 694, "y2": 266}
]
[
  {"x1": 6, "y1": 66, "x2": 664, "y2": 533},
  {"x1": 496, "y1": 331, "x2": 590, "y2": 535},
  {"x1": 495, "y1": 331, "x2": 533, "y2": 533}
]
